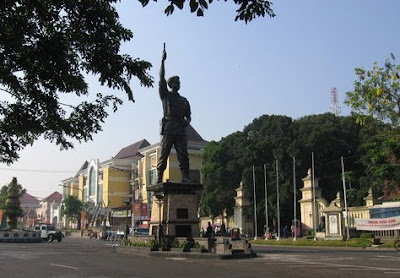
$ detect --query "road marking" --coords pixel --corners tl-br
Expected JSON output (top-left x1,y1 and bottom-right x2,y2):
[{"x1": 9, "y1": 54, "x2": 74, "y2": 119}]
[
  {"x1": 165, "y1": 257, "x2": 187, "y2": 261},
  {"x1": 287, "y1": 259, "x2": 400, "y2": 272},
  {"x1": 288, "y1": 265, "x2": 333, "y2": 268},
  {"x1": 337, "y1": 268, "x2": 372, "y2": 271},
  {"x1": 320, "y1": 257, "x2": 356, "y2": 261},
  {"x1": 49, "y1": 263, "x2": 79, "y2": 270},
  {"x1": 370, "y1": 256, "x2": 400, "y2": 262},
  {"x1": 258, "y1": 253, "x2": 400, "y2": 273}
]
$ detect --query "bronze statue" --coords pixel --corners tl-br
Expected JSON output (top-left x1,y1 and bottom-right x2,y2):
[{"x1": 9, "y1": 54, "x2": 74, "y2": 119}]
[{"x1": 157, "y1": 44, "x2": 191, "y2": 183}]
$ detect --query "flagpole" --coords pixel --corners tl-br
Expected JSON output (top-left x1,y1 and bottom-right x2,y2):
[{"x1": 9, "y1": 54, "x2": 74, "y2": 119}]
[
  {"x1": 341, "y1": 156, "x2": 350, "y2": 240},
  {"x1": 312, "y1": 152, "x2": 316, "y2": 241},
  {"x1": 276, "y1": 160, "x2": 280, "y2": 240},
  {"x1": 293, "y1": 157, "x2": 297, "y2": 241},
  {"x1": 264, "y1": 164, "x2": 269, "y2": 240},
  {"x1": 253, "y1": 166, "x2": 258, "y2": 240}
]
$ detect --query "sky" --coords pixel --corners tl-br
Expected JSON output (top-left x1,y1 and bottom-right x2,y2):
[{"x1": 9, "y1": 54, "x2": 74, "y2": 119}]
[{"x1": 1, "y1": 0, "x2": 399, "y2": 198}]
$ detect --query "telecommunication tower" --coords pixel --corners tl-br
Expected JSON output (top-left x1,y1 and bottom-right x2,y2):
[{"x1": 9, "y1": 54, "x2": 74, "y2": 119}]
[{"x1": 330, "y1": 87, "x2": 341, "y2": 116}]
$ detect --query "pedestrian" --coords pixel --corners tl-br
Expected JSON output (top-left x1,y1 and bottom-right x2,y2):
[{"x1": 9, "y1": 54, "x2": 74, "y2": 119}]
[
  {"x1": 125, "y1": 224, "x2": 130, "y2": 239},
  {"x1": 205, "y1": 222, "x2": 213, "y2": 238},
  {"x1": 283, "y1": 225, "x2": 288, "y2": 238},
  {"x1": 220, "y1": 223, "x2": 226, "y2": 236}
]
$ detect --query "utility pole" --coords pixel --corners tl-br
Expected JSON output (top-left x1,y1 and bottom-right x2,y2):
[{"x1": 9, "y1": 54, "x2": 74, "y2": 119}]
[
  {"x1": 264, "y1": 164, "x2": 269, "y2": 240},
  {"x1": 341, "y1": 156, "x2": 350, "y2": 240},
  {"x1": 253, "y1": 166, "x2": 258, "y2": 240},
  {"x1": 312, "y1": 152, "x2": 317, "y2": 241},
  {"x1": 293, "y1": 157, "x2": 297, "y2": 241},
  {"x1": 276, "y1": 160, "x2": 280, "y2": 240}
]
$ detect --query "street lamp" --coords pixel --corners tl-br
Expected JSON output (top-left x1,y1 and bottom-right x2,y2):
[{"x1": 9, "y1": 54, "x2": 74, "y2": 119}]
[
  {"x1": 123, "y1": 198, "x2": 131, "y2": 239},
  {"x1": 154, "y1": 194, "x2": 164, "y2": 242}
]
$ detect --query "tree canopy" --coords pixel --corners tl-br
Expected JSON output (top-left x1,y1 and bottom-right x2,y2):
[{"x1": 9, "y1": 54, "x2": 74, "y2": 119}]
[
  {"x1": 0, "y1": 0, "x2": 274, "y2": 164},
  {"x1": 200, "y1": 113, "x2": 397, "y2": 234},
  {"x1": 62, "y1": 195, "x2": 83, "y2": 229},
  {"x1": 0, "y1": 0, "x2": 153, "y2": 164},
  {"x1": 345, "y1": 54, "x2": 400, "y2": 127},
  {"x1": 346, "y1": 55, "x2": 400, "y2": 201},
  {"x1": 139, "y1": 0, "x2": 275, "y2": 23},
  {"x1": 0, "y1": 177, "x2": 26, "y2": 227}
]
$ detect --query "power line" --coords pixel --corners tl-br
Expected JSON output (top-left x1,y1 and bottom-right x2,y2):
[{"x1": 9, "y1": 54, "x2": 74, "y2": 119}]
[{"x1": 0, "y1": 167, "x2": 75, "y2": 173}]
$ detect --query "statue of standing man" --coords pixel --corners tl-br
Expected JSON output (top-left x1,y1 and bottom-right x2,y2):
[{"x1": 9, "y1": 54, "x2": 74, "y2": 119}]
[{"x1": 157, "y1": 44, "x2": 192, "y2": 183}]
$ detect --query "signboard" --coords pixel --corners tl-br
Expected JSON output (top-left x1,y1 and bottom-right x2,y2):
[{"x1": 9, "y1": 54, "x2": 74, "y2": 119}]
[
  {"x1": 355, "y1": 216, "x2": 400, "y2": 231},
  {"x1": 111, "y1": 210, "x2": 131, "y2": 218},
  {"x1": 328, "y1": 215, "x2": 338, "y2": 234}
]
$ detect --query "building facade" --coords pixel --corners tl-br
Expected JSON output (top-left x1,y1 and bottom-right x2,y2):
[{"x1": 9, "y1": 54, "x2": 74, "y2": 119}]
[
  {"x1": 299, "y1": 170, "x2": 400, "y2": 239},
  {"x1": 36, "y1": 192, "x2": 62, "y2": 226},
  {"x1": 19, "y1": 192, "x2": 41, "y2": 229},
  {"x1": 60, "y1": 124, "x2": 208, "y2": 230}
]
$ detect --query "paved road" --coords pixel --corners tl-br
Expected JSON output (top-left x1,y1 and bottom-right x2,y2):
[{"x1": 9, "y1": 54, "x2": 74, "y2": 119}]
[
  {"x1": 0, "y1": 237, "x2": 399, "y2": 278},
  {"x1": 253, "y1": 245, "x2": 400, "y2": 277}
]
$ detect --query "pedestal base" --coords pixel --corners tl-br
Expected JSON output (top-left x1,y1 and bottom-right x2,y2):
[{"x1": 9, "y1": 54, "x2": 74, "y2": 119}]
[{"x1": 148, "y1": 182, "x2": 203, "y2": 238}]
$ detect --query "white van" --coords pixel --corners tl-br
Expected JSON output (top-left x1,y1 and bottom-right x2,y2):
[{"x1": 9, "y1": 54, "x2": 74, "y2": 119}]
[{"x1": 34, "y1": 223, "x2": 63, "y2": 242}]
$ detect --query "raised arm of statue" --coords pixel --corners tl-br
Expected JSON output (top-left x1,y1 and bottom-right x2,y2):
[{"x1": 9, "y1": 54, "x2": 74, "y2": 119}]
[
  {"x1": 160, "y1": 44, "x2": 166, "y2": 80},
  {"x1": 159, "y1": 43, "x2": 167, "y2": 99}
]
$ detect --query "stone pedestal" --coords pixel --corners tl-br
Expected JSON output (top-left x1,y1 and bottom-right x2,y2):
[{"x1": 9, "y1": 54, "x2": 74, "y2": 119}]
[{"x1": 148, "y1": 182, "x2": 203, "y2": 238}]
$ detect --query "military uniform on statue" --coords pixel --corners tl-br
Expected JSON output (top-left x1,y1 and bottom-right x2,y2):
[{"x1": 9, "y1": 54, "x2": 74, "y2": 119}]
[
  {"x1": 157, "y1": 43, "x2": 191, "y2": 184},
  {"x1": 148, "y1": 44, "x2": 202, "y2": 238}
]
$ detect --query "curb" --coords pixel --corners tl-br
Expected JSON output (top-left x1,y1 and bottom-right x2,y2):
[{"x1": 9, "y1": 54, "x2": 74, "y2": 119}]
[
  {"x1": 116, "y1": 246, "x2": 257, "y2": 260},
  {"x1": 251, "y1": 243, "x2": 397, "y2": 252}
]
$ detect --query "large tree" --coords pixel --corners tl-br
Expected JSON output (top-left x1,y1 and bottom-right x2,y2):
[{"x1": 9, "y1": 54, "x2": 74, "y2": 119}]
[
  {"x1": 200, "y1": 131, "x2": 248, "y2": 219},
  {"x1": 200, "y1": 113, "x2": 381, "y2": 235},
  {"x1": 345, "y1": 54, "x2": 400, "y2": 127},
  {"x1": 0, "y1": 0, "x2": 153, "y2": 164},
  {"x1": 292, "y1": 113, "x2": 363, "y2": 202},
  {"x1": 0, "y1": 0, "x2": 274, "y2": 164},
  {"x1": 346, "y1": 55, "x2": 400, "y2": 200},
  {"x1": 0, "y1": 178, "x2": 26, "y2": 228},
  {"x1": 62, "y1": 195, "x2": 83, "y2": 229}
]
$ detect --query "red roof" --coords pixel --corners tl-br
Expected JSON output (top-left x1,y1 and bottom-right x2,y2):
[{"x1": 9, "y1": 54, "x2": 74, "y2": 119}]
[
  {"x1": 42, "y1": 191, "x2": 62, "y2": 203},
  {"x1": 186, "y1": 124, "x2": 208, "y2": 144},
  {"x1": 114, "y1": 139, "x2": 150, "y2": 160},
  {"x1": 20, "y1": 192, "x2": 40, "y2": 205}
]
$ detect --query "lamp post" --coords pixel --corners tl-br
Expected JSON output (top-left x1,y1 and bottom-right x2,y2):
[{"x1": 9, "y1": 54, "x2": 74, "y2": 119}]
[
  {"x1": 155, "y1": 194, "x2": 164, "y2": 242},
  {"x1": 123, "y1": 198, "x2": 131, "y2": 239}
]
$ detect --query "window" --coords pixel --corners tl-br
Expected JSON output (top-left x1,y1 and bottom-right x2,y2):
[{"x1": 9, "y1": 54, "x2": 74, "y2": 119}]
[
  {"x1": 89, "y1": 166, "x2": 96, "y2": 196},
  {"x1": 150, "y1": 155, "x2": 157, "y2": 169},
  {"x1": 149, "y1": 169, "x2": 158, "y2": 185},
  {"x1": 97, "y1": 183, "x2": 103, "y2": 203}
]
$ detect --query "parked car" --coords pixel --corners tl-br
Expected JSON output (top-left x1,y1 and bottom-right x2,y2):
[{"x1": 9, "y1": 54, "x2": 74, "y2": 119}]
[{"x1": 34, "y1": 223, "x2": 63, "y2": 242}]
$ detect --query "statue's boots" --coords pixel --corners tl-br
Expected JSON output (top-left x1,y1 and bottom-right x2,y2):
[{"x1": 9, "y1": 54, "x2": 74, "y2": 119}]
[{"x1": 181, "y1": 169, "x2": 191, "y2": 183}]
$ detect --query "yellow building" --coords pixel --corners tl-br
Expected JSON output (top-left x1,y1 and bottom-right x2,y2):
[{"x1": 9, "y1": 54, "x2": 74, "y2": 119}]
[{"x1": 60, "y1": 124, "x2": 208, "y2": 229}]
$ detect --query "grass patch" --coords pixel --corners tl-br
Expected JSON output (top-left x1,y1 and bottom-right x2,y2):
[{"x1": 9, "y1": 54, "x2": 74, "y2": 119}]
[
  {"x1": 378, "y1": 239, "x2": 397, "y2": 249},
  {"x1": 250, "y1": 238, "x2": 375, "y2": 248}
]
